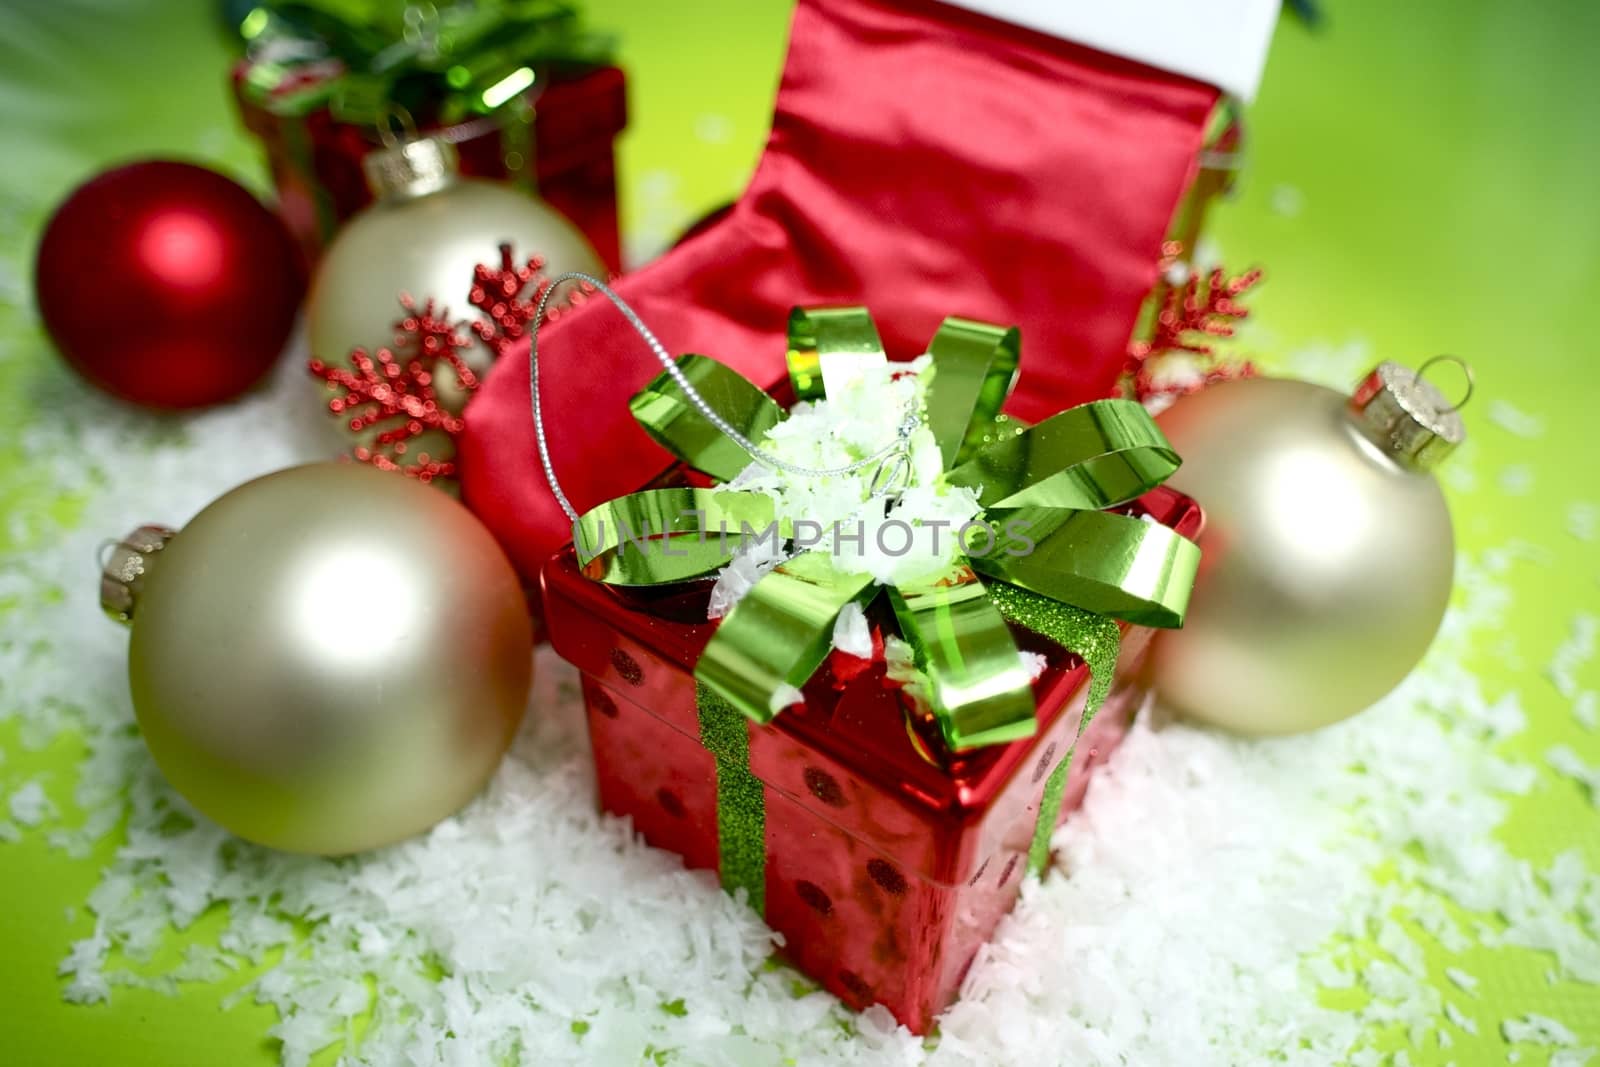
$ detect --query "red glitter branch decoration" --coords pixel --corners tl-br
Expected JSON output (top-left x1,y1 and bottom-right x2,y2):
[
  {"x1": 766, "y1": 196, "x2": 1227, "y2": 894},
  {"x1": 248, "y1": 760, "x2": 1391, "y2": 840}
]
[
  {"x1": 309, "y1": 243, "x2": 598, "y2": 479},
  {"x1": 1126, "y1": 252, "x2": 1262, "y2": 403},
  {"x1": 468, "y1": 243, "x2": 594, "y2": 360},
  {"x1": 394, "y1": 294, "x2": 479, "y2": 393},
  {"x1": 309, "y1": 346, "x2": 467, "y2": 482}
]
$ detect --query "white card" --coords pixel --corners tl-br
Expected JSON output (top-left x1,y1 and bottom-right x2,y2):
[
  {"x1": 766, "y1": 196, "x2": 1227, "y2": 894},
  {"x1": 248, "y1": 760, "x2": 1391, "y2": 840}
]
[{"x1": 941, "y1": 0, "x2": 1280, "y2": 100}]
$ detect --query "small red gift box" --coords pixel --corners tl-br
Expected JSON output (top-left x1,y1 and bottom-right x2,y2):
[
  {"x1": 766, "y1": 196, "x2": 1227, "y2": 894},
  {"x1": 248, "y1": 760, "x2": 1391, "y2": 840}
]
[
  {"x1": 543, "y1": 486, "x2": 1203, "y2": 1033},
  {"x1": 231, "y1": 61, "x2": 626, "y2": 271}
]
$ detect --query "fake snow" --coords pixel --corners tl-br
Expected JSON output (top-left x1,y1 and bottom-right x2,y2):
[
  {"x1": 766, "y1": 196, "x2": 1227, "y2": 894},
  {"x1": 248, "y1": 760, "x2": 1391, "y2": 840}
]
[
  {"x1": 1499, "y1": 465, "x2": 1535, "y2": 495},
  {"x1": 1444, "y1": 967, "x2": 1479, "y2": 995},
  {"x1": 1546, "y1": 747, "x2": 1600, "y2": 807},
  {"x1": 1502, "y1": 1013, "x2": 1580, "y2": 1047},
  {"x1": 831, "y1": 602, "x2": 873, "y2": 659},
  {"x1": 1568, "y1": 503, "x2": 1599, "y2": 543},
  {"x1": 767, "y1": 684, "x2": 806, "y2": 716},
  {"x1": 706, "y1": 537, "x2": 783, "y2": 620},
  {"x1": 1269, "y1": 184, "x2": 1306, "y2": 218},
  {"x1": 1578, "y1": 693, "x2": 1599, "y2": 733},
  {"x1": 1, "y1": 349, "x2": 1597, "y2": 1066},
  {"x1": 1486, "y1": 400, "x2": 1547, "y2": 439},
  {"x1": 1553, "y1": 1052, "x2": 1599, "y2": 1067},
  {"x1": 1548, "y1": 615, "x2": 1600, "y2": 734},
  {"x1": 9, "y1": 778, "x2": 54, "y2": 826},
  {"x1": 1446, "y1": 1001, "x2": 1480, "y2": 1036},
  {"x1": 1549, "y1": 615, "x2": 1598, "y2": 700},
  {"x1": 713, "y1": 353, "x2": 985, "y2": 608}
]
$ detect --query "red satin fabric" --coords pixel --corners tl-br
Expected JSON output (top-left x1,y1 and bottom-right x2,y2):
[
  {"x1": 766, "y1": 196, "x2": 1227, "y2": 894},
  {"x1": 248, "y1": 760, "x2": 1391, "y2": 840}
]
[{"x1": 460, "y1": 0, "x2": 1219, "y2": 580}]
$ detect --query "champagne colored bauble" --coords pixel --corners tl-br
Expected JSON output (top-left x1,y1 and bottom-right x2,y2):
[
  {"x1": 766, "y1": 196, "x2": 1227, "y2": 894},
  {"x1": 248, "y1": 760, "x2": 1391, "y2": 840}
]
[
  {"x1": 306, "y1": 137, "x2": 602, "y2": 370},
  {"x1": 1148, "y1": 362, "x2": 1468, "y2": 736},
  {"x1": 103, "y1": 463, "x2": 533, "y2": 854}
]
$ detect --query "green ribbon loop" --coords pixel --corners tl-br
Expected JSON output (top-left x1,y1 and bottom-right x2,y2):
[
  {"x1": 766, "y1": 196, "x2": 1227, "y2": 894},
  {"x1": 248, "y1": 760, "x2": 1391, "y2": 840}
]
[
  {"x1": 695, "y1": 551, "x2": 875, "y2": 724},
  {"x1": 786, "y1": 307, "x2": 887, "y2": 401},
  {"x1": 922, "y1": 317, "x2": 1021, "y2": 470},
  {"x1": 573, "y1": 488, "x2": 774, "y2": 585},
  {"x1": 886, "y1": 563, "x2": 1037, "y2": 750},
  {"x1": 944, "y1": 398, "x2": 1181, "y2": 510},
  {"x1": 973, "y1": 507, "x2": 1201, "y2": 628},
  {"x1": 630, "y1": 354, "x2": 787, "y2": 482}
]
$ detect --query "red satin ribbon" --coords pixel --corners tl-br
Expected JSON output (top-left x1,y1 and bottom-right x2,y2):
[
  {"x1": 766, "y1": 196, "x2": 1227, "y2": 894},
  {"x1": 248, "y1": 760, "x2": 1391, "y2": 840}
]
[{"x1": 459, "y1": 0, "x2": 1218, "y2": 581}]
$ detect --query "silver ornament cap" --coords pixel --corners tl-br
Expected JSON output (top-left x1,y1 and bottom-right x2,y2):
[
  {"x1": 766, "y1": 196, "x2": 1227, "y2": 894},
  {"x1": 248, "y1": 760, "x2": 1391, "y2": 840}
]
[
  {"x1": 1348, "y1": 357, "x2": 1471, "y2": 472},
  {"x1": 101, "y1": 524, "x2": 176, "y2": 625},
  {"x1": 362, "y1": 135, "x2": 460, "y2": 201}
]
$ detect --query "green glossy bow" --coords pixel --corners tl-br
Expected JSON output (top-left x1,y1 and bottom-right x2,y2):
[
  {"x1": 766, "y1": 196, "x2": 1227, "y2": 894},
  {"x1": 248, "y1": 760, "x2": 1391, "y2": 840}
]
[
  {"x1": 237, "y1": 0, "x2": 610, "y2": 124},
  {"x1": 574, "y1": 308, "x2": 1200, "y2": 752}
]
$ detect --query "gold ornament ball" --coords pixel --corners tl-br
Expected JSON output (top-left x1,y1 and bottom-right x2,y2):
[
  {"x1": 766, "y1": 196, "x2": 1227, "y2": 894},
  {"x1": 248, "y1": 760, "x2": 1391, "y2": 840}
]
[
  {"x1": 1148, "y1": 372, "x2": 1459, "y2": 736},
  {"x1": 307, "y1": 139, "x2": 603, "y2": 369},
  {"x1": 112, "y1": 463, "x2": 533, "y2": 854}
]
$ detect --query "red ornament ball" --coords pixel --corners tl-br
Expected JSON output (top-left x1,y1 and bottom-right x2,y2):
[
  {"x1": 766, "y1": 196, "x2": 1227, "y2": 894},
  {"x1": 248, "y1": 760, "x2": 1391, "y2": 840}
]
[{"x1": 35, "y1": 160, "x2": 303, "y2": 409}]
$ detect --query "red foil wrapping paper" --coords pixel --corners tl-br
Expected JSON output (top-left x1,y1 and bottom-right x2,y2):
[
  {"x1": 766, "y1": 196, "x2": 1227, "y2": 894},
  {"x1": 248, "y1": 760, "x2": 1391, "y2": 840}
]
[{"x1": 543, "y1": 487, "x2": 1204, "y2": 1032}]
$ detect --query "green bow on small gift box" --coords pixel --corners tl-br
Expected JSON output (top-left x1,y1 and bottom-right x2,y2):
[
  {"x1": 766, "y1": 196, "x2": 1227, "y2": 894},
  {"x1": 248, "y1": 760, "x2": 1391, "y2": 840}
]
[
  {"x1": 238, "y1": 0, "x2": 611, "y2": 124},
  {"x1": 571, "y1": 307, "x2": 1202, "y2": 754}
]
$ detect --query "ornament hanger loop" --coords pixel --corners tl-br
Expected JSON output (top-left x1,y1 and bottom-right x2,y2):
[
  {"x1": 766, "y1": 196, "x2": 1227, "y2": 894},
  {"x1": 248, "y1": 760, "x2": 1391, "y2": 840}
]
[
  {"x1": 96, "y1": 538, "x2": 119, "y2": 573},
  {"x1": 1412, "y1": 354, "x2": 1474, "y2": 414},
  {"x1": 868, "y1": 450, "x2": 914, "y2": 502},
  {"x1": 376, "y1": 104, "x2": 419, "y2": 149},
  {"x1": 529, "y1": 274, "x2": 923, "y2": 523},
  {"x1": 402, "y1": 3, "x2": 441, "y2": 52}
]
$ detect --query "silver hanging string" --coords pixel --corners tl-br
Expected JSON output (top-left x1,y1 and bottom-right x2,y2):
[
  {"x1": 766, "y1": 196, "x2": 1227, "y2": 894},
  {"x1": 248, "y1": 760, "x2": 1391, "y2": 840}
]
[{"x1": 530, "y1": 272, "x2": 921, "y2": 523}]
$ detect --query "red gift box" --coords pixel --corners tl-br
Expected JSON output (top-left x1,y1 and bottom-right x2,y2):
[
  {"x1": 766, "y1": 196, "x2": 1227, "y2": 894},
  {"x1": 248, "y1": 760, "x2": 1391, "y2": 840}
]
[
  {"x1": 543, "y1": 485, "x2": 1203, "y2": 1032},
  {"x1": 231, "y1": 61, "x2": 626, "y2": 272}
]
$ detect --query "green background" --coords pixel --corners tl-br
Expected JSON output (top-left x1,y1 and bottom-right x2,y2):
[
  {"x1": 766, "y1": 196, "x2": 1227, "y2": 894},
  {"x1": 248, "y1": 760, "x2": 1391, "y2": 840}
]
[{"x1": 2, "y1": 0, "x2": 1597, "y2": 1063}]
